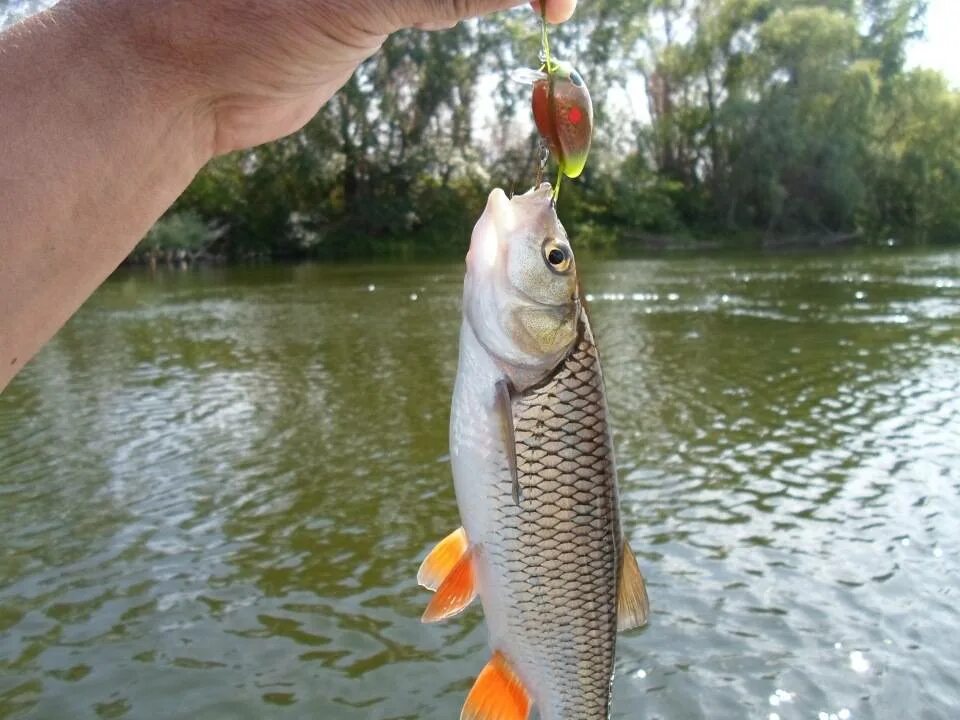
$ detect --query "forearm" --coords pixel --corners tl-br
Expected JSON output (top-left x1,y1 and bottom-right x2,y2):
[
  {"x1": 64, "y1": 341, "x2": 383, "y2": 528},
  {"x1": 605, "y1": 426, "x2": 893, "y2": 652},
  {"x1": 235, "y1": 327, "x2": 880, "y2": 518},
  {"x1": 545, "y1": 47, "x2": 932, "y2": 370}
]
[{"x1": 0, "y1": 1, "x2": 211, "y2": 390}]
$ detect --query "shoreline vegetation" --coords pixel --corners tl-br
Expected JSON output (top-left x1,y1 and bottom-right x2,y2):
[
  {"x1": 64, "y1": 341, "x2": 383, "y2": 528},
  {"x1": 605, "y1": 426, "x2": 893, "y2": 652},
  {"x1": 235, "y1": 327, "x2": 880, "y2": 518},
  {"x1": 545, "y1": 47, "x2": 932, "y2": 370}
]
[
  {"x1": 125, "y1": 213, "x2": 929, "y2": 267},
  {"x1": 125, "y1": 222, "x2": 915, "y2": 268},
  {"x1": 131, "y1": 0, "x2": 957, "y2": 263}
]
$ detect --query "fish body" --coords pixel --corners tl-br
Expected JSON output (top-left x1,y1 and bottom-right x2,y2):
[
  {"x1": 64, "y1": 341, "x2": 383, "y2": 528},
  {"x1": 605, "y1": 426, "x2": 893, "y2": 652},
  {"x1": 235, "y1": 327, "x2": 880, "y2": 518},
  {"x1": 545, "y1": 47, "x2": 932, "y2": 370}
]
[{"x1": 419, "y1": 184, "x2": 648, "y2": 720}]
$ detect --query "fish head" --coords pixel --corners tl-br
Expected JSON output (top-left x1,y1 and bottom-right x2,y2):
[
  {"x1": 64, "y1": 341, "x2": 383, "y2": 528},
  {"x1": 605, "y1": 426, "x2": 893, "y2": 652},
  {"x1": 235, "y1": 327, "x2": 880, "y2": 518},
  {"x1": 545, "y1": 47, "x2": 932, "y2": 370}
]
[{"x1": 464, "y1": 184, "x2": 580, "y2": 386}]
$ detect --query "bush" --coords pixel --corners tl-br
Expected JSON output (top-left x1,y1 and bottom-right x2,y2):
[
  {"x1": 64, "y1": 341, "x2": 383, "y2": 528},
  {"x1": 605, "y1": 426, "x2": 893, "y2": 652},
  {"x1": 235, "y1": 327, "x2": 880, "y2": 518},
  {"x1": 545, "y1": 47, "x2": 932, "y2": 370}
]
[{"x1": 135, "y1": 210, "x2": 213, "y2": 261}]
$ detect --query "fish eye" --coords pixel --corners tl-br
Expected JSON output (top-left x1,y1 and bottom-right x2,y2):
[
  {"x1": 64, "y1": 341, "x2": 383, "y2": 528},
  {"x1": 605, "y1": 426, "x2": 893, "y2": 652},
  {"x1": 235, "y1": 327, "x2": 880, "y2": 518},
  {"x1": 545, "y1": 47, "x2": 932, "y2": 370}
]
[{"x1": 542, "y1": 238, "x2": 572, "y2": 274}]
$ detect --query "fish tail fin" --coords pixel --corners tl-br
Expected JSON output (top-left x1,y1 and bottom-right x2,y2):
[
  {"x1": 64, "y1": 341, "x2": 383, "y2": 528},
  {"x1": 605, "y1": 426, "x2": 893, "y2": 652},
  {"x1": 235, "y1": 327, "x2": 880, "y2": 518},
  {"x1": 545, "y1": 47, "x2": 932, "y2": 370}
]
[
  {"x1": 417, "y1": 526, "x2": 469, "y2": 591},
  {"x1": 421, "y1": 544, "x2": 477, "y2": 623},
  {"x1": 617, "y1": 539, "x2": 650, "y2": 631},
  {"x1": 461, "y1": 651, "x2": 532, "y2": 720}
]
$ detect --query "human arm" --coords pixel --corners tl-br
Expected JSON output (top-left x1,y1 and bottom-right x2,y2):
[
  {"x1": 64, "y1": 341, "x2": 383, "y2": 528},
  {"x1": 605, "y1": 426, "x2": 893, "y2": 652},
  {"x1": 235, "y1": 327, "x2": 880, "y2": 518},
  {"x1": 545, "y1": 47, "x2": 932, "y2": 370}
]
[{"x1": 0, "y1": 0, "x2": 576, "y2": 391}]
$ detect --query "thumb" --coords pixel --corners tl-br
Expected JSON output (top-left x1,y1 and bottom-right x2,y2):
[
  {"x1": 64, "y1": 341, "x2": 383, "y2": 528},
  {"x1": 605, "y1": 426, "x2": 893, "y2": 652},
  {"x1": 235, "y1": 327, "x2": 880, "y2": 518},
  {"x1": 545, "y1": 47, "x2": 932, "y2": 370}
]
[
  {"x1": 400, "y1": 0, "x2": 577, "y2": 31},
  {"x1": 403, "y1": 1, "x2": 524, "y2": 30}
]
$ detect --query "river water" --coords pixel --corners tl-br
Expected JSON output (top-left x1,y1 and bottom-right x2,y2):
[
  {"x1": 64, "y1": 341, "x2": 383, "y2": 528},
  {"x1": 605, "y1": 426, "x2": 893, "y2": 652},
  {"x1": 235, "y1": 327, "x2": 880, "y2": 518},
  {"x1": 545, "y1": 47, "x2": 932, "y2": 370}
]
[{"x1": 1, "y1": 249, "x2": 958, "y2": 719}]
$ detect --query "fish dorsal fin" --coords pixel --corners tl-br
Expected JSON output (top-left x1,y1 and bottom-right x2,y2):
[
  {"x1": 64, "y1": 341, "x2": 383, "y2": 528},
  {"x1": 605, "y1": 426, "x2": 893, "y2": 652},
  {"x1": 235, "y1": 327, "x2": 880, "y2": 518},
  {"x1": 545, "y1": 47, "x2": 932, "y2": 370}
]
[
  {"x1": 493, "y1": 379, "x2": 520, "y2": 505},
  {"x1": 617, "y1": 540, "x2": 650, "y2": 631},
  {"x1": 417, "y1": 527, "x2": 469, "y2": 592},
  {"x1": 421, "y1": 546, "x2": 477, "y2": 623},
  {"x1": 461, "y1": 651, "x2": 532, "y2": 720}
]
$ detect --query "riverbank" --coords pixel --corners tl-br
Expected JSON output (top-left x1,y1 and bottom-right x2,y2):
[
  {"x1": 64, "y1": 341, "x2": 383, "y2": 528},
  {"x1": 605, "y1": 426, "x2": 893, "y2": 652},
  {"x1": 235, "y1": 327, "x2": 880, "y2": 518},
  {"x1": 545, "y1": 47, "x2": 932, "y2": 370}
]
[{"x1": 128, "y1": 211, "x2": 956, "y2": 267}]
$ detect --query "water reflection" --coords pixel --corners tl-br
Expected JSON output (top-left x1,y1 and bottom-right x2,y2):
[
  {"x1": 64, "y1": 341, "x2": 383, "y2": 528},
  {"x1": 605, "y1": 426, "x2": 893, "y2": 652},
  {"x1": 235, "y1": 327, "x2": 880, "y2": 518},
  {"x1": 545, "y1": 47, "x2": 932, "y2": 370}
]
[{"x1": 1, "y1": 250, "x2": 958, "y2": 719}]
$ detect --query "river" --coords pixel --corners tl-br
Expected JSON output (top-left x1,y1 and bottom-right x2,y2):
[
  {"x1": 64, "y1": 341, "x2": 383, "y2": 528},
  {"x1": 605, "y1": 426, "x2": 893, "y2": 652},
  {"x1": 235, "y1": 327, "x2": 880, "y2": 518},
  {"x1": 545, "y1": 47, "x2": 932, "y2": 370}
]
[{"x1": 1, "y1": 248, "x2": 958, "y2": 719}]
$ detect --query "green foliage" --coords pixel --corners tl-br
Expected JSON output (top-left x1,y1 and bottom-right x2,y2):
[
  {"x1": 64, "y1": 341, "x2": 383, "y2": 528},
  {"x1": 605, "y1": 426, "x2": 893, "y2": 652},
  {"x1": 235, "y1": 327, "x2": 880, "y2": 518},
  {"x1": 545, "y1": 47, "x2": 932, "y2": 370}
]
[
  {"x1": 136, "y1": 210, "x2": 211, "y2": 258},
  {"x1": 142, "y1": 0, "x2": 957, "y2": 258},
  {"x1": 865, "y1": 69, "x2": 960, "y2": 242}
]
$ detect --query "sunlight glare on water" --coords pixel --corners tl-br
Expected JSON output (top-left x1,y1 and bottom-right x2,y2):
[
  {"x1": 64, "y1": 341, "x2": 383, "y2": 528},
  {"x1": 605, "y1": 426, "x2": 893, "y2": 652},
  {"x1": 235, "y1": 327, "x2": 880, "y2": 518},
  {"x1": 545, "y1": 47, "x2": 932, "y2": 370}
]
[{"x1": 1, "y1": 249, "x2": 958, "y2": 719}]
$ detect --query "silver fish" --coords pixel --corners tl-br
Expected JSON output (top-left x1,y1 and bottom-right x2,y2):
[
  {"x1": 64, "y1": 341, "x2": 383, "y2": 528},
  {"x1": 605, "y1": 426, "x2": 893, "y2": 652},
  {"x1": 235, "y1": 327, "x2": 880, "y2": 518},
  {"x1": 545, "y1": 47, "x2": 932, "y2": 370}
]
[{"x1": 418, "y1": 184, "x2": 648, "y2": 720}]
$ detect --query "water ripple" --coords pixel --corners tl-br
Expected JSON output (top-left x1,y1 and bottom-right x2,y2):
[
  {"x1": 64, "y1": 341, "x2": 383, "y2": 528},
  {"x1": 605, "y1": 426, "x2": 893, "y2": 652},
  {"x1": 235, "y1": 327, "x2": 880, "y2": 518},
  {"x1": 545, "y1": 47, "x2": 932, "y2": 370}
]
[{"x1": 1, "y1": 251, "x2": 958, "y2": 719}]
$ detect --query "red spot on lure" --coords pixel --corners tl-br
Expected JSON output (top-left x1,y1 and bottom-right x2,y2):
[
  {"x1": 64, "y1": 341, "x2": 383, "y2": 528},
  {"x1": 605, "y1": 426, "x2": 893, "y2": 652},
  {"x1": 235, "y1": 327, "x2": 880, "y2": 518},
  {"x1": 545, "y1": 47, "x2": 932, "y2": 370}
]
[{"x1": 532, "y1": 61, "x2": 593, "y2": 179}]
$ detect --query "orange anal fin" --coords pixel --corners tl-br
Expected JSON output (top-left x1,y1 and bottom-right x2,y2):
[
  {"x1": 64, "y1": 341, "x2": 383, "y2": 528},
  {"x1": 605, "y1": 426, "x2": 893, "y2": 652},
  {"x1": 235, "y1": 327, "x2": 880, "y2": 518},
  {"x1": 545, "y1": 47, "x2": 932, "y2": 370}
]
[
  {"x1": 417, "y1": 527, "x2": 469, "y2": 591},
  {"x1": 617, "y1": 539, "x2": 650, "y2": 631},
  {"x1": 461, "y1": 651, "x2": 532, "y2": 720},
  {"x1": 421, "y1": 546, "x2": 477, "y2": 623}
]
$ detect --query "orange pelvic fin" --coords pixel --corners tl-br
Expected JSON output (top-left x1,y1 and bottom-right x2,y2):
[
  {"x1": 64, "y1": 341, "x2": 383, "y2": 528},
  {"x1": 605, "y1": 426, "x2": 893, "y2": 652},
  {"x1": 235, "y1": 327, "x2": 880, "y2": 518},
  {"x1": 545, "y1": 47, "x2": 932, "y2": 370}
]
[
  {"x1": 421, "y1": 545, "x2": 477, "y2": 623},
  {"x1": 617, "y1": 539, "x2": 650, "y2": 631},
  {"x1": 461, "y1": 651, "x2": 532, "y2": 720},
  {"x1": 418, "y1": 526, "x2": 469, "y2": 591}
]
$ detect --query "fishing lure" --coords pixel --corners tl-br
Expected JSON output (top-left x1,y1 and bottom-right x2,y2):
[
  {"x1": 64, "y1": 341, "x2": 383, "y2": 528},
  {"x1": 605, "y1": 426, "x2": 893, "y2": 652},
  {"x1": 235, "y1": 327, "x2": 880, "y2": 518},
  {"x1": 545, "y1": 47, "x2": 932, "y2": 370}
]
[{"x1": 515, "y1": 5, "x2": 593, "y2": 201}]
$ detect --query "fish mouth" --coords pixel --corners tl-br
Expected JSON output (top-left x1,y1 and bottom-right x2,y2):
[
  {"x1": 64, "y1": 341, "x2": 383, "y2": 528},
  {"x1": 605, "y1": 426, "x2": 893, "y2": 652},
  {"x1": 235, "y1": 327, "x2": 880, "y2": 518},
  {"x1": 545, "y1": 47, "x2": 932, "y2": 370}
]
[
  {"x1": 466, "y1": 185, "x2": 556, "y2": 273},
  {"x1": 515, "y1": 182, "x2": 555, "y2": 204},
  {"x1": 466, "y1": 189, "x2": 513, "y2": 272}
]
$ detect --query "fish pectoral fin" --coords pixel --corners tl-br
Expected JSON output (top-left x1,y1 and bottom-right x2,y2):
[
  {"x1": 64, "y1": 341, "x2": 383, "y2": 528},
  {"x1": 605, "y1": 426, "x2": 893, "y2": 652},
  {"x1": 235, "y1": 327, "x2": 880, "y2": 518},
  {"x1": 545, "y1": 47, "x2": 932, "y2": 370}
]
[
  {"x1": 421, "y1": 546, "x2": 478, "y2": 623},
  {"x1": 493, "y1": 379, "x2": 520, "y2": 505},
  {"x1": 461, "y1": 651, "x2": 532, "y2": 720},
  {"x1": 417, "y1": 527, "x2": 469, "y2": 592},
  {"x1": 617, "y1": 539, "x2": 650, "y2": 631}
]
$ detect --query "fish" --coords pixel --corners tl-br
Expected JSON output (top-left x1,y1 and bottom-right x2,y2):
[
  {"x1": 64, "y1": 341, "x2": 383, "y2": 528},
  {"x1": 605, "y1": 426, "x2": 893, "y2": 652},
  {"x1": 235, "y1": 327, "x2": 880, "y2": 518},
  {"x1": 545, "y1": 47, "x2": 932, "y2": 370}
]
[{"x1": 418, "y1": 183, "x2": 649, "y2": 720}]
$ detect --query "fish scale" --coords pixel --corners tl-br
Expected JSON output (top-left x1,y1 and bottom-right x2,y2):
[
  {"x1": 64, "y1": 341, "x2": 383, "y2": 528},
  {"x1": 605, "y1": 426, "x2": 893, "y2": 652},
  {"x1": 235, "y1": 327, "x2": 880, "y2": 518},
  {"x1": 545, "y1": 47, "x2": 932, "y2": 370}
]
[{"x1": 492, "y1": 312, "x2": 621, "y2": 720}]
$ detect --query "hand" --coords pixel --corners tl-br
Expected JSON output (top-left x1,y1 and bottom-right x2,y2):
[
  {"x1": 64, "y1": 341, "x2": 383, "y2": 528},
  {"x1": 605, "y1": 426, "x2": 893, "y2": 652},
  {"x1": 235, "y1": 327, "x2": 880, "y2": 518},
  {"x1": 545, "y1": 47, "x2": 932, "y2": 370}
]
[
  {"x1": 90, "y1": 0, "x2": 578, "y2": 159},
  {"x1": 0, "y1": 0, "x2": 577, "y2": 391}
]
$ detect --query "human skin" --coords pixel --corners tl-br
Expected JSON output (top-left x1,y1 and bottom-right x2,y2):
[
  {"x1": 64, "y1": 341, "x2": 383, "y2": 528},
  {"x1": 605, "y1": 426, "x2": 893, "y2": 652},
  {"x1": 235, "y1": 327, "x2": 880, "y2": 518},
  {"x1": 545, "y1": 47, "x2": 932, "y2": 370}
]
[{"x1": 0, "y1": 0, "x2": 576, "y2": 391}]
